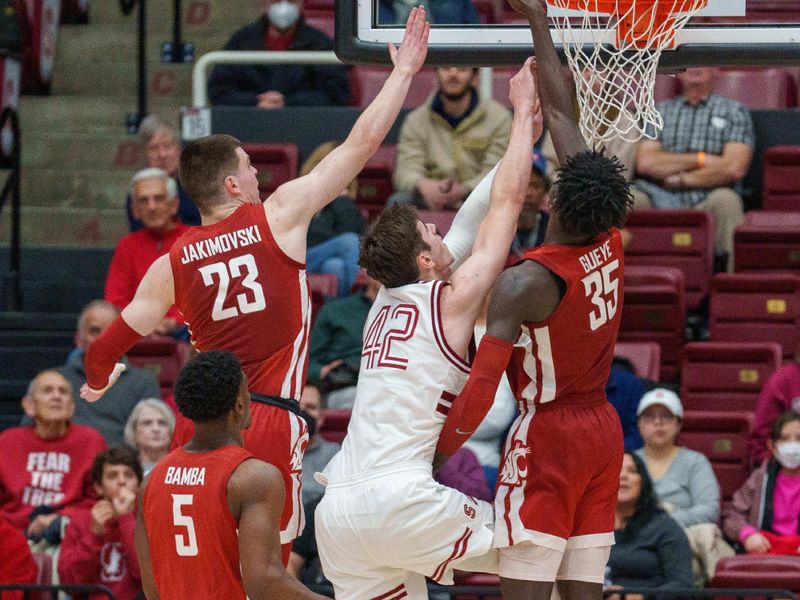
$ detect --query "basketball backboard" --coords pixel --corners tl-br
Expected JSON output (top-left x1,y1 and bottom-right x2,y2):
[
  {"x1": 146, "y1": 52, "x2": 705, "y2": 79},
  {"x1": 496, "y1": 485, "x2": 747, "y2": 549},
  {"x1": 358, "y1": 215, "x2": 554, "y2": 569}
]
[{"x1": 335, "y1": 0, "x2": 800, "y2": 70}]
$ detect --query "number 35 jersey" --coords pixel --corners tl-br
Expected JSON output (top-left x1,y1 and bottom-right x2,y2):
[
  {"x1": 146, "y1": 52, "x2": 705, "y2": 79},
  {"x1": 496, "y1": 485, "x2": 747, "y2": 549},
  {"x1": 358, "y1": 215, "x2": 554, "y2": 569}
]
[
  {"x1": 169, "y1": 204, "x2": 311, "y2": 400},
  {"x1": 507, "y1": 227, "x2": 625, "y2": 413},
  {"x1": 325, "y1": 280, "x2": 471, "y2": 479}
]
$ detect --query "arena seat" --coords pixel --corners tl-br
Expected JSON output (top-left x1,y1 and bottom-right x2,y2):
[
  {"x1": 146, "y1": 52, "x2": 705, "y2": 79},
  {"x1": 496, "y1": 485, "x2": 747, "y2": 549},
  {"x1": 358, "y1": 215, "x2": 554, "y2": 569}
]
[
  {"x1": 304, "y1": 12, "x2": 335, "y2": 38},
  {"x1": 473, "y1": 0, "x2": 503, "y2": 23},
  {"x1": 710, "y1": 273, "x2": 800, "y2": 360},
  {"x1": 624, "y1": 209, "x2": 714, "y2": 311},
  {"x1": 613, "y1": 341, "x2": 661, "y2": 381},
  {"x1": 654, "y1": 73, "x2": 679, "y2": 103},
  {"x1": 308, "y1": 273, "x2": 338, "y2": 325},
  {"x1": 734, "y1": 211, "x2": 800, "y2": 273},
  {"x1": 416, "y1": 209, "x2": 456, "y2": 237},
  {"x1": 356, "y1": 144, "x2": 396, "y2": 220},
  {"x1": 126, "y1": 336, "x2": 191, "y2": 400},
  {"x1": 303, "y1": 0, "x2": 334, "y2": 11},
  {"x1": 491, "y1": 67, "x2": 516, "y2": 107},
  {"x1": 762, "y1": 145, "x2": 800, "y2": 212},
  {"x1": 680, "y1": 342, "x2": 782, "y2": 413},
  {"x1": 240, "y1": 143, "x2": 299, "y2": 200},
  {"x1": 618, "y1": 265, "x2": 686, "y2": 382},
  {"x1": 712, "y1": 555, "x2": 800, "y2": 592},
  {"x1": 677, "y1": 410, "x2": 752, "y2": 501},
  {"x1": 350, "y1": 67, "x2": 438, "y2": 109},
  {"x1": 712, "y1": 68, "x2": 796, "y2": 110},
  {"x1": 18, "y1": 0, "x2": 60, "y2": 93},
  {"x1": 454, "y1": 572, "x2": 502, "y2": 600},
  {"x1": 319, "y1": 408, "x2": 350, "y2": 444}
]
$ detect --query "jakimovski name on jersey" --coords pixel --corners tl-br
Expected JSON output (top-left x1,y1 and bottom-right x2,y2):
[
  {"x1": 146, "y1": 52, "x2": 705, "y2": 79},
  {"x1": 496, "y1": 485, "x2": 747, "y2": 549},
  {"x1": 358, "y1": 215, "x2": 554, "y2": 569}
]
[{"x1": 180, "y1": 225, "x2": 263, "y2": 265}]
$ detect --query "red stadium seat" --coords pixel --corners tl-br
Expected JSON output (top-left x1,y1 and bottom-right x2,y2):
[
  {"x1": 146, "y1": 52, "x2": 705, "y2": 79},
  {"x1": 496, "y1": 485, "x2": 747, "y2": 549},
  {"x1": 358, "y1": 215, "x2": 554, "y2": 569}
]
[
  {"x1": 319, "y1": 408, "x2": 350, "y2": 444},
  {"x1": 710, "y1": 273, "x2": 800, "y2": 360},
  {"x1": 356, "y1": 144, "x2": 396, "y2": 220},
  {"x1": 618, "y1": 266, "x2": 686, "y2": 382},
  {"x1": 678, "y1": 410, "x2": 752, "y2": 501},
  {"x1": 350, "y1": 67, "x2": 438, "y2": 109},
  {"x1": 680, "y1": 342, "x2": 782, "y2": 413},
  {"x1": 712, "y1": 555, "x2": 800, "y2": 592},
  {"x1": 624, "y1": 209, "x2": 714, "y2": 311},
  {"x1": 734, "y1": 211, "x2": 800, "y2": 273},
  {"x1": 18, "y1": 0, "x2": 60, "y2": 93},
  {"x1": 304, "y1": 12, "x2": 335, "y2": 38},
  {"x1": 654, "y1": 73, "x2": 678, "y2": 103},
  {"x1": 762, "y1": 145, "x2": 800, "y2": 212},
  {"x1": 473, "y1": 0, "x2": 503, "y2": 23},
  {"x1": 490, "y1": 67, "x2": 517, "y2": 108},
  {"x1": 308, "y1": 273, "x2": 338, "y2": 325},
  {"x1": 614, "y1": 341, "x2": 661, "y2": 381},
  {"x1": 126, "y1": 336, "x2": 191, "y2": 400},
  {"x1": 454, "y1": 572, "x2": 502, "y2": 600},
  {"x1": 417, "y1": 209, "x2": 456, "y2": 237},
  {"x1": 710, "y1": 68, "x2": 797, "y2": 110},
  {"x1": 303, "y1": 0, "x2": 334, "y2": 11},
  {"x1": 240, "y1": 143, "x2": 299, "y2": 200}
]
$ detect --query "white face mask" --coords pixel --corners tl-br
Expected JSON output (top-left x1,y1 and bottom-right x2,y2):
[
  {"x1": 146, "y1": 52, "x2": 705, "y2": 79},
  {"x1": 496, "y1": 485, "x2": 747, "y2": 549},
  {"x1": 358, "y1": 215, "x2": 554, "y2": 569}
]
[
  {"x1": 268, "y1": 1, "x2": 300, "y2": 31},
  {"x1": 776, "y1": 441, "x2": 800, "y2": 470}
]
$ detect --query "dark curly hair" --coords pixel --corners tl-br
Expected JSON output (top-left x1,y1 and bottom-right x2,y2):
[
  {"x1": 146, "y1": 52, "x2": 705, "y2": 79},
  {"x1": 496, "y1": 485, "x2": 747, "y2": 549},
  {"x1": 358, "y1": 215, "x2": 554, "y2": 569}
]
[
  {"x1": 90, "y1": 446, "x2": 143, "y2": 486},
  {"x1": 360, "y1": 204, "x2": 430, "y2": 288},
  {"x1": 552, "y1": 149, "x2": 633, "y2": 239},
  {"x1": 174, "y1": 350, "x2": 244, "y2": 423}
]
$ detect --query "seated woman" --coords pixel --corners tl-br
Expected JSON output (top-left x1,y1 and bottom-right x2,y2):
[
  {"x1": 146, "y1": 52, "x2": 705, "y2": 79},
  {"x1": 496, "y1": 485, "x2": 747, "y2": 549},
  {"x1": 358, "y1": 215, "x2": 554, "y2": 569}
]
[
  {"x1": 635, "y1": 388, "x2": 732, "y2": 584},
  {"x1": 123, "y1": 398, "x2": 175, "y2": 476},
  {"x1": 607, "y1": 452, "x2": 694, "y2": 593},
  {"x1": 723, "y1": 409, "x2": 800, "y2": 555}
]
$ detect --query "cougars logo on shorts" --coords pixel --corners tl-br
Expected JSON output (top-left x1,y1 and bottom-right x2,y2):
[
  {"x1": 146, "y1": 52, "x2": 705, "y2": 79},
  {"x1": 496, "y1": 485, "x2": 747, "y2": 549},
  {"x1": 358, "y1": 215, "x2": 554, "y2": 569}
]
[{"x1": 498, "y1": 439, "x2": 530, "y2": 487}]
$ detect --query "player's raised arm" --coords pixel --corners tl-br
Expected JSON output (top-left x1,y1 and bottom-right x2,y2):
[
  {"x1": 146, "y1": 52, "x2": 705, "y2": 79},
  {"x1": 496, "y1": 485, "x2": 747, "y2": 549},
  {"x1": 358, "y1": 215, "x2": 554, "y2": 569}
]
[
  {"x1": 267, "y1": 7, "x2": 430, "y2": 229},
  {"x1": 81, "y1": 255, "x2": 175, "y2": 402},
  {"x1": 231, "y1": 460, "x2": 327, "y2": 600},
  {"x1": 511, "y1": 0, "x2": 585, "y2": 163}
]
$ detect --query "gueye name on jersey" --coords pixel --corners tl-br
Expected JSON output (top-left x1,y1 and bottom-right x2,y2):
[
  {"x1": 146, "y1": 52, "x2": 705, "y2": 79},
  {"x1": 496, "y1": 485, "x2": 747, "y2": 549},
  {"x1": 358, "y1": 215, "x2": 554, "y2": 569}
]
[
  {"x1": 180, "y1": 225, "x2": 263, "y2": 265},
  {"x1": 578, "y1": 239, "x2": 613, "y2": 274},
  {"x1": 164, "y1": 466, "x2": 207, "y2": 486}
]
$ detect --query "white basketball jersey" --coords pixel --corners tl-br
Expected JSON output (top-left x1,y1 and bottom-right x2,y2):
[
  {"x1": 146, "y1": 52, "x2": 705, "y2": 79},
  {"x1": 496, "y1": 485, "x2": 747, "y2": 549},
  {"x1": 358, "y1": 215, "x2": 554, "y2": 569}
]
[{"x1": 324, "y1": 280, "x2": 471, "y2": 479}]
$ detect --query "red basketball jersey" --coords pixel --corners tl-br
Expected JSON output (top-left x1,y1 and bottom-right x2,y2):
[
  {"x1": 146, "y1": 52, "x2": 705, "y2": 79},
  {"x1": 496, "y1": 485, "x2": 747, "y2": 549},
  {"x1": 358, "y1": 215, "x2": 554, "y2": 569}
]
[
  {"x1": 143, "y1": 445, "x2": 253, "y2": 600},
  {"x1": 170, "y1": 204, "x2": 311, "y2": 399},
  {"x1": 506, "y1": 228, "x2": 625, "y2": 412}
]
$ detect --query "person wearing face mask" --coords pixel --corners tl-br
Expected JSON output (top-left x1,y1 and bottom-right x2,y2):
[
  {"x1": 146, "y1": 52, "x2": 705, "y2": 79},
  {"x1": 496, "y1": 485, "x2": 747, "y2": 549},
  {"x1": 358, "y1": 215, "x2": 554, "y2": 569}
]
[
  {"x1": 723, "y1": 409, "x2": 800, "y2": 555},
  {"x1": 207, "y1": 0, "x2": 350, "y2": 109}
]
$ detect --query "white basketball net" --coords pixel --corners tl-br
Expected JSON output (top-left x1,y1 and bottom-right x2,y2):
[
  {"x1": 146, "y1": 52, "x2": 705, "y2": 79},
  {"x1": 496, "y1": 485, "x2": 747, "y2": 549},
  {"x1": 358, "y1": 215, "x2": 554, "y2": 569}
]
[{"x1": 546, "y1": 0, "x2": 708, "y2": 146}]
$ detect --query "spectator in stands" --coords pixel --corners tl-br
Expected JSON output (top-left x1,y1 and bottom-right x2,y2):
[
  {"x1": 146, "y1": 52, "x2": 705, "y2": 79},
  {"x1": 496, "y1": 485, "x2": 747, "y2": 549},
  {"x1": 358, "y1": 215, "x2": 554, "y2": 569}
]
[
  {"x1": 389, "y1": 66, "x2": 511, "y2": 210},
  {"x1": 301, "y1": 142, "x2": 367, "y2": 297},
  {"x1": 0, "y1": 370, "x2": 106, "y2": 536},
  {"x1": 58, "y1": 300, "x2": 160, "y2": 447},
  {"x1": 606, "y1": 357, "x2": 647, "y2": 452},
  {"x1": 207, "y1": 0, "x2": 350, "y2": 108},
  {"x1": 634, "y1": 388, "x2": 732, "y2": 584},
  {"x1": 723, "y1": 410, "x2": 800, "y2": 555},
  {"x1": 378, "y1": 0, "x2": 479, "y2": 24},
  {"x1": 289, "y1": 384, "x2": 340, "y2": 583},
  {"x1": 59, "y1": 447, "x2": 143, "y2": 600},
  {"x1": 123, "y1": 398, "x2": 175, "y2": 476},
  {"x1": 509, "y1": 150, "x2": 550, "y2": 257},
  {"x1": 749, "y1": 346, "x2": 800, "y2": 465},
  {"x1": 607, "y1": 452, "x2": 694, "y2": 593},
  {"x1": 307, "y1": 275, "x2": 381, "y2": 409},
  {"x1": 107, "y1": 169, "x2": 189, "y2": 338},
  {"x1": 127, "y1": 115, "x2": 200, "y2": 230},
  {"x1": 0, "y1": 513, "x2": 38, "y2": 599},
  {"x1": 634, "y1": 67, "x2": 754, "y2": 272}
]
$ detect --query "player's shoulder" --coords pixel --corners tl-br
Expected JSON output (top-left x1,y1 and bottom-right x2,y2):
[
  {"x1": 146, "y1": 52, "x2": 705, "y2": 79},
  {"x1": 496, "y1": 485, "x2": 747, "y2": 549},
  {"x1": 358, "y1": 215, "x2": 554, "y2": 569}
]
[
  {"x1": 228, "y1": 457, "x2": 283, "y2": 496},
  {"x1": 498, "y1": 260, "x2": 554, "y2": 296}
]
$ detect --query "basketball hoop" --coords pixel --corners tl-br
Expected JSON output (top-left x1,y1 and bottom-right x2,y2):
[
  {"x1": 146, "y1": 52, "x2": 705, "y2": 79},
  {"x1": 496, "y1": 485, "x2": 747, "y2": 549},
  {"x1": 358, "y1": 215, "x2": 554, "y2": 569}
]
[{"x1": 545, "y1": 0, "x2": 708, "y2": 145}]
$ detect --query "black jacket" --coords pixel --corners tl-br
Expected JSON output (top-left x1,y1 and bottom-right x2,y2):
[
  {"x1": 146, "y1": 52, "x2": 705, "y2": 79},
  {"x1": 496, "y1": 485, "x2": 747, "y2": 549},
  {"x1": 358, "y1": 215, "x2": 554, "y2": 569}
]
[{"x1": 208, "y1": 17, "x2": 350, "y2": 107}]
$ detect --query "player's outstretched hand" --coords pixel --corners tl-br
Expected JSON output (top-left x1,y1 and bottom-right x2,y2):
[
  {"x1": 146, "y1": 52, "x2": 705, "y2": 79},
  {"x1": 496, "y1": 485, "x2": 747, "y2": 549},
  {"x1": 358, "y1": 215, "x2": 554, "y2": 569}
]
[
  {"x1": 80, "y1": 362, "x2": 126, "y2": 403},
  {"x1": 508, "y1": 0, "x2": 546, "y2": 18},
  {"x1": 388, "y1": 6, "x2": 430, "y2": 77}
]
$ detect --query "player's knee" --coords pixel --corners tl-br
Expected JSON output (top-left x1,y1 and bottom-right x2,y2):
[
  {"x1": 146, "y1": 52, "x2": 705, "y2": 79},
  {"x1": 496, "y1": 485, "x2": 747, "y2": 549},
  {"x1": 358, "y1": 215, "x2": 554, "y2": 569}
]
[{"x1": 556, "y1": 545, "x2": 610, "y2": 583}]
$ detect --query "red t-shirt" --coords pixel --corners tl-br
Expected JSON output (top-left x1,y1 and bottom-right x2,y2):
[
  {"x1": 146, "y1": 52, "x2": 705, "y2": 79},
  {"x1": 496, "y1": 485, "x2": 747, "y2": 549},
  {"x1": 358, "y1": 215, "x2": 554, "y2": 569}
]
[
  {"x1": 0, "y1": 424, "x2": 107, "y2": 529},
  {"x1": 0, "y1": 513, "x2": 37, "y2": 599},
  {"x1": 169, "y1": 204, "x2": 311, "y2": 399},
  {"x1": 58, "y1": 508, "x2": 141, "y2": 600},
  {"x1": 105, "y1": 223, "x2": 190, "y2": 324},
  {"x1": 143, "y1": 445, "x2": 254, "y2": 599}
]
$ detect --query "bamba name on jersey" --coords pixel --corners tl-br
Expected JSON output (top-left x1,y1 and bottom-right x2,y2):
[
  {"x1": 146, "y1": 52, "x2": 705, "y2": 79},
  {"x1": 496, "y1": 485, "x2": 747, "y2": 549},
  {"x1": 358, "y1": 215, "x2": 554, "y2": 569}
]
[
  {"x1": 164, "y1": 466, "x2": 206, "y2": 486},
  {"x1": 180, "y1": 225, "x2": 263, "y2": 265}
]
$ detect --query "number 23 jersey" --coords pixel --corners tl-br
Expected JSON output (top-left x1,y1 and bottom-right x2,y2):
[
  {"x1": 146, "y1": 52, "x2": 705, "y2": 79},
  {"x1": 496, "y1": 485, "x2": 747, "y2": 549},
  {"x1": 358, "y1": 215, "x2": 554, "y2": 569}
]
[
  {"x1": 507, "y1": 227, "x2": 625, "y2": 411},
  {"x1": 169, "y1": 204, "x2": 311, "y2": 400}
]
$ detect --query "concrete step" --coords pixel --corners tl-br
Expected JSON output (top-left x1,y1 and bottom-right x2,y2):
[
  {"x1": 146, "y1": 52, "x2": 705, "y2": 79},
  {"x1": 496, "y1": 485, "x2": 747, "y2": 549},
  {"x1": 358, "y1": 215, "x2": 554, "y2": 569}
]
[
  {"x1": 90, "y1": 0, "x2": 258, "y2": 32},
  {"x1": 50, "y1": 59, "x2": 192, "y2": 97},
  {"x1": 20, "y1": 166, "x2": 132, "y2": 210},
  {"x1": 0, "y1": 206, "x2": 127, "y2": 248},
  {"x1": 21, "y1": 132, "x2": 145, "y2": 170}
]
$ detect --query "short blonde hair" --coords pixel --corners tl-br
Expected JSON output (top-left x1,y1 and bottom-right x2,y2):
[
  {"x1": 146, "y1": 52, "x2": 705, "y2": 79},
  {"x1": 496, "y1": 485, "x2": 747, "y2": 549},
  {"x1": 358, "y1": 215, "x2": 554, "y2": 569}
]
[
  {"x1": 300, "y1": 141, "x2": 359, "y2": 199},
  {"x1": 124, "y1": 398, "x2": 176, "y2": 449}
]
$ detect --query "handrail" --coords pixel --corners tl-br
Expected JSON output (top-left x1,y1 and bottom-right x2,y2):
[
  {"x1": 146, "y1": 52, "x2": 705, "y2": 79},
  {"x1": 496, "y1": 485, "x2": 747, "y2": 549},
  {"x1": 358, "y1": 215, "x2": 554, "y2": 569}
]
[
  {"x1": 192, "y1": 51, "x2": 496, "y2": 108},
  {"x1": 0, "y1": 583, "x2": 118, "y2": 598},
  {"x1": 0, "y1": 106, "x2": 21, "y2": 311}
]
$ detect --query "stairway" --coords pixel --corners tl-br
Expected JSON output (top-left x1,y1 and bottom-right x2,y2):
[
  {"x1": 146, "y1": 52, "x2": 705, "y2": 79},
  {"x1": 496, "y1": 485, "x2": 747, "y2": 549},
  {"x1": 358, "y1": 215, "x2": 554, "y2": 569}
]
[{"x1": 1, "y1": 0, "x2": 256, "y2": 247}]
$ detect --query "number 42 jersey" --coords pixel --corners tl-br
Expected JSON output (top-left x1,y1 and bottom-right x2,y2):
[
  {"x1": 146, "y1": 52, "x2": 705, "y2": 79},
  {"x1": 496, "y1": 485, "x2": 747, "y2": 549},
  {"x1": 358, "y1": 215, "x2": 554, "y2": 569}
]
[
  {"x1": 506, "y1": 227, "x2": 625, "y2": 412},
  {"x1": 169, "y1": 204, "x2": 311, "y2": 400}
]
